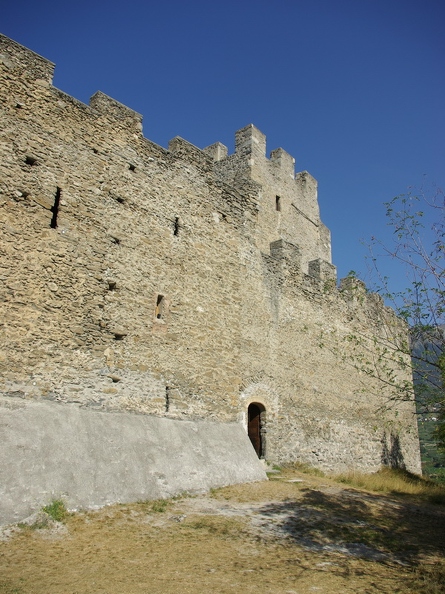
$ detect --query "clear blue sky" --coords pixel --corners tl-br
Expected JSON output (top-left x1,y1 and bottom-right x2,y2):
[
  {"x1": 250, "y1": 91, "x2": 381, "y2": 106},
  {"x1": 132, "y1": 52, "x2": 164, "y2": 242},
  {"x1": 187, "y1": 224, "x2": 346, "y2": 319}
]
[{"x1": 2, "y1": 0, "x2": 444, "y2": 290}]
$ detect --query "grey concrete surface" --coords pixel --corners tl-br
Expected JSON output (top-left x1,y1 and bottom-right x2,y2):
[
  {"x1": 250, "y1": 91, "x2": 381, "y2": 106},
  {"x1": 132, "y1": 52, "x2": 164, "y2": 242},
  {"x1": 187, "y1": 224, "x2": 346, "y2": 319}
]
[{"x1": 0, "y1": 397, "x2": 267, "y2": 525}]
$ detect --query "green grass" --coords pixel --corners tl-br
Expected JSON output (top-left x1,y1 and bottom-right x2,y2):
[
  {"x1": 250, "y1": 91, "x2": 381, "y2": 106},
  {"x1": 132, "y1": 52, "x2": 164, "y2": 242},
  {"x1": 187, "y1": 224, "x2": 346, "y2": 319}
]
[
  {"x1": 0, "y1": 582, "x2": 25, "y2": 594},
  {"x1": 150, "y1": 499, "x2": 170, "y2": 513},
  {"x1": 418, "y1": 419, "x2": 445, "y2": 484},
  {"x1": 17, "y1": 520, "x2": 47, "y2": 531},
  {"x1": 42, "y1": 499, "x2": 68, "y2": 522},
  {"x1": 285, "y1": 462, "x2": 326, "y2": 477},
  {"x1": 184, "y1": 516, "x2": 246, "y2": 537},
  {"x1": 284, "y1": 460, "x2": 445, "y2": 503},
  {"x1": 16, "y1": 499, "x2": 68, "y2": 531}
]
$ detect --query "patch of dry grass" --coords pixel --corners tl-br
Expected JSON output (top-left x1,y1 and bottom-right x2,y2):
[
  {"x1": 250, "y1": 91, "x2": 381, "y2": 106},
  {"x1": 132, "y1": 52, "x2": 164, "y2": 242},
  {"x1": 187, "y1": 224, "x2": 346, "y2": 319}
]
[
  {"x1": 333, "y1": 467, "x2": 445, "y2": 504},
  {"x1": 411, "y1": 562, "x2": 445, "y2": 594}
]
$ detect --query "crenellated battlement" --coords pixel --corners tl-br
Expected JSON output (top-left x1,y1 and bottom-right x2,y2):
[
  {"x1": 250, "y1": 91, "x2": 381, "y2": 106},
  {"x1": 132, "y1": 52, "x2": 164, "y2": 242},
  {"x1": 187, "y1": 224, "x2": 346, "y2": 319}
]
[
  {"x1": 0, "y1": 32, "x2": 421, "y2": 516},
  {"x1": 0, "y1": 29, "x2": 334, "y2": 278},
  {"x1": 205, "y1": 124, "x2": 332, "y2": 276},
  {"x1": 205, "y1": 124, "x2": 297, "y2": 181},
  {"x1": 0, "y1": 31, "x2": 336, "y2": 282}
]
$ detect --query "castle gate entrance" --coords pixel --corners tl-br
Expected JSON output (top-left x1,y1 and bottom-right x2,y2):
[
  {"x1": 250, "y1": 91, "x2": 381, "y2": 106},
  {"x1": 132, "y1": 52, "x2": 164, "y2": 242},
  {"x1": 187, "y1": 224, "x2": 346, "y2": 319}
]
[{"x1": 247, "y1": 403, "x2": 266, "y2": 458}]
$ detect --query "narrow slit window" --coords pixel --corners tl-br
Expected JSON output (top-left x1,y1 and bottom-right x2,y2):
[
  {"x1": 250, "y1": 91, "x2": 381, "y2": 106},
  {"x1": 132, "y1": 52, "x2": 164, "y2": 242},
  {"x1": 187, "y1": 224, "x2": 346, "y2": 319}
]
[
  {"x1": 155, "y1": 294, "x2": 165, "y2": 319},
  {"x1": 173, "y1": 217, "x2": 180, "y2": 236},
  {"x1": 275, "y1": 195, "x2": 281, "y2": 212},
  {"x1": 50, "y1": 187, "x2": 61, "y2": 229}
]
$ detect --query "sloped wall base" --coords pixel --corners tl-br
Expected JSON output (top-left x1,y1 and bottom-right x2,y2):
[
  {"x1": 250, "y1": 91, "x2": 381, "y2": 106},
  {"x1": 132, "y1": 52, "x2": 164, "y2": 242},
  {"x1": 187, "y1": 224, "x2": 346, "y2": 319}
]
[{"x1": 0, "y1": 398, "x2": 267, "y2": 525}]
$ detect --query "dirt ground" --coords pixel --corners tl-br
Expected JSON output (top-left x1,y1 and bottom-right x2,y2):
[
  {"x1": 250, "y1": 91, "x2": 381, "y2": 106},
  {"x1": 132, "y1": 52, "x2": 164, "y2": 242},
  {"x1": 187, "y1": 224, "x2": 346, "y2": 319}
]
[{"x1": 1, "y1": 468, "x2": 444, "y2": 594}]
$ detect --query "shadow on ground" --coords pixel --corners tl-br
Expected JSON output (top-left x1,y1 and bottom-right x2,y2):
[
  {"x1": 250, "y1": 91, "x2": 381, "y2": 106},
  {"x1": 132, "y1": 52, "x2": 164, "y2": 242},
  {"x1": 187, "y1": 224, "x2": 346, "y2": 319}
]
[{"x1": 255, "y1": 486, "x2": 445, "y2": 564}]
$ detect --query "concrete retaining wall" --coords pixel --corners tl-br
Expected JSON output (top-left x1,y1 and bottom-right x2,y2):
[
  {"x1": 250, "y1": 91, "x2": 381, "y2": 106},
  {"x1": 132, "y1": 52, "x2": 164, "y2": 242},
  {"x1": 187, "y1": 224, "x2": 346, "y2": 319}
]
[{"x1": 0, "y1": 397, "x2": 267, "y2": 525}]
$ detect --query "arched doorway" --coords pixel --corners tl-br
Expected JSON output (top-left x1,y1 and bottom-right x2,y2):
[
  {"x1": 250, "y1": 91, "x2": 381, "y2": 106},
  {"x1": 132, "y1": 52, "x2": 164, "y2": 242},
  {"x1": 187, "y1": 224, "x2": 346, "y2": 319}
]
[{"x1": 248, "y1": 402, "x2": 266, "y2": 458}]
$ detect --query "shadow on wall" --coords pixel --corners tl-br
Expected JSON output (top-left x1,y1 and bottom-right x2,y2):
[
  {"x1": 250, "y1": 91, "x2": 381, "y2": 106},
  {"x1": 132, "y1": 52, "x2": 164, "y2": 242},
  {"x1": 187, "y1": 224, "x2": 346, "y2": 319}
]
[{"x1": 381, "y1": 432, "x2": 405, "y2": 470}]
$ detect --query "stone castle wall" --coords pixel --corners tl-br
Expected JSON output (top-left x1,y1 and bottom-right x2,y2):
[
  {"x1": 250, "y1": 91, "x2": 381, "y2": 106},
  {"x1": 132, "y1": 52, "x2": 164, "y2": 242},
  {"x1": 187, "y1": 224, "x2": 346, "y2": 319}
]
[{"x1": 0, "y1": 34, "x2": 421, "y2": 489}]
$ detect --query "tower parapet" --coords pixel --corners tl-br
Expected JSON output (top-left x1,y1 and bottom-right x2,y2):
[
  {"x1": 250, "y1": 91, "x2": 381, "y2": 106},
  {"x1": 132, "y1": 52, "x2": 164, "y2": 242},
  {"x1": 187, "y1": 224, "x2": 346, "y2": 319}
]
[{"x1": 206, "y1": 124, "x2": 334, "y2": 277}]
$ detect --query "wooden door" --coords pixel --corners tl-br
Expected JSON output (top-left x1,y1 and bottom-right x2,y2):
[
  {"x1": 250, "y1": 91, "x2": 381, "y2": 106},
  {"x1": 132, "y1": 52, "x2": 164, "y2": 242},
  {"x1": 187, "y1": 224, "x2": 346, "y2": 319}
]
[{"x1": 248, "y1": 403, "x2": 262, "y2": 457}]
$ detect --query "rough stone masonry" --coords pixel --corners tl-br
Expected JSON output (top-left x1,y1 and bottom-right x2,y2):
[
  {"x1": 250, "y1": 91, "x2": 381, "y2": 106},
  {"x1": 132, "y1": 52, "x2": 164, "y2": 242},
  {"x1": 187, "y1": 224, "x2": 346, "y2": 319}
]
[{"x1": 0, "y1": 34, "x2": 421, "y2": 523}]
